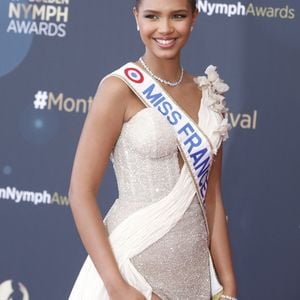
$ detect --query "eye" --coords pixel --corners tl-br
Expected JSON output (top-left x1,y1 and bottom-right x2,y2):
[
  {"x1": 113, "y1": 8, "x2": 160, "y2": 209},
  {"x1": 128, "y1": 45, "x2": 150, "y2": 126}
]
[
  {"x1": 173, "y1": 14, "x2": 187, "y2": 20},
  {"x1": 144, "y1": 14, "x2": 159, "y2": 20}
]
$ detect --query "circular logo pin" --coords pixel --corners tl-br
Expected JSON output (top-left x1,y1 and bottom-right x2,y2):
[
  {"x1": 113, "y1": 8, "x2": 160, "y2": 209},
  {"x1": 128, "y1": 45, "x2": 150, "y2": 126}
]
[{"x1": 124, "y1": 67, "x2": 144, "y2": 83}]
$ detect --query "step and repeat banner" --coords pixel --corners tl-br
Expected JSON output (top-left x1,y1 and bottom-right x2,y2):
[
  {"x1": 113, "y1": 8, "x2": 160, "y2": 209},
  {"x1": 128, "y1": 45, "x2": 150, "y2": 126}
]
[{"x1": 0, "y1": 1, "x2": 299, "y2": 299}]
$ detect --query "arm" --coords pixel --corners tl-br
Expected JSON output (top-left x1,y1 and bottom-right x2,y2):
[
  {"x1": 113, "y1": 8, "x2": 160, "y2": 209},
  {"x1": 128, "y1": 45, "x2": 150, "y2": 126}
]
[
  {"x1": 68, "y1": 77, "x2": 145, "y2": 299},
  {"x1": 205, "y1": 145, "x2": 237, "y2": 297}
]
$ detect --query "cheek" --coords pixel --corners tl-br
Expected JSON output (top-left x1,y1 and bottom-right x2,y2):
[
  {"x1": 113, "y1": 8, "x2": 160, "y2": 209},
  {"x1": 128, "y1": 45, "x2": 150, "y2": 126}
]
[
  {"x1": 139, "y1": 24, "x2": 155, "y2": 40},
  {"x1": 177, "y1": 20, "x2": 193, "y2": 33}
]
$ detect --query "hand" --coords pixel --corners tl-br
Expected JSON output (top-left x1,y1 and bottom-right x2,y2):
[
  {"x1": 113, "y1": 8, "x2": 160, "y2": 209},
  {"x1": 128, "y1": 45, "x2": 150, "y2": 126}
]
[
  {"x1": 222, "y1": 280, "x2": 237, "y2": 298},
  {"x1": 221, "y1": 288, "x2": 237, "y2": 299},
  {"x1": 109, "y1": 282, "x2": 146, "y2": 300}
]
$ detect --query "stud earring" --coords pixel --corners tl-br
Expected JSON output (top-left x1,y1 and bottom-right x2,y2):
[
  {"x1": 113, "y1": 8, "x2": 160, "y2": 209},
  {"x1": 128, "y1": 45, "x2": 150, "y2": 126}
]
[
  {"x1": 190, "y1": 26, "x2": 194, "y2": 32},
  {"x1": 137, "y1": 25, "x2": 140, "y2": 31}
]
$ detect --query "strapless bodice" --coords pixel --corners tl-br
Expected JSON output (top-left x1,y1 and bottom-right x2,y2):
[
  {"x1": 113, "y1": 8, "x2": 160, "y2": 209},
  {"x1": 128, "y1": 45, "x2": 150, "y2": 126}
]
[{"x1": 111, "y1": 108, "x2": 180, "y2": 204}]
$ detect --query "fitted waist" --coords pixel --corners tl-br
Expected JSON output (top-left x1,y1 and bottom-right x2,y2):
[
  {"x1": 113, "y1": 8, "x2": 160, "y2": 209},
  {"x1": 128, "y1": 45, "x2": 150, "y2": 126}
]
[{"x1": 104, "y1": 196, "x2": 204, "y2": 236}]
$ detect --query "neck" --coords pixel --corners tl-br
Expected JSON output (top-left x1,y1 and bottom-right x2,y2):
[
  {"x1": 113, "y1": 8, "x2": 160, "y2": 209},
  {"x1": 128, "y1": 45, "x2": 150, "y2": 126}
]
[{"x1": 141, "y1": 52, "x2": 182, "y2": 82}]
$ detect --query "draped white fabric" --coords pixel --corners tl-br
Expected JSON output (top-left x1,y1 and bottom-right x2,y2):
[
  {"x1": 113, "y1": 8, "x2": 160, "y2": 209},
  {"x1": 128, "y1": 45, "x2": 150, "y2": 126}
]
[{"x1": 69, "y1": 165, "x2": 197, "y2": 300}]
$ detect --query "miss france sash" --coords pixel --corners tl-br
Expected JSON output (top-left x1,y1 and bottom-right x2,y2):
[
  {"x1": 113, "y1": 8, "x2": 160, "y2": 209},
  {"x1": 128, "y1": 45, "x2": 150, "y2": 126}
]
[{"x1": 110, "y1": 62, "x2": 214, "y2": 205}]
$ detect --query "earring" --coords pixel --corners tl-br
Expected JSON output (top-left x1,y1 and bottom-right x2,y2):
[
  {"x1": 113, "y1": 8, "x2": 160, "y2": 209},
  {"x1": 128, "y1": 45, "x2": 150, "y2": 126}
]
[
  {"x1": 190, "y1": 26, "x2": 194, "y2": 32},
  {"x1": 137, "y1": 24, "x2": 140, "y2": 31}
]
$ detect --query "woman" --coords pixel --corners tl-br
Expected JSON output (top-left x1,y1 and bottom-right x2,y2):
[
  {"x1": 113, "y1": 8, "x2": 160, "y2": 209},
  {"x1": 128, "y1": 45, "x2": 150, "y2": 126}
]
[{"x1": 68, "y1": 0, "x2": 237, "y2": 299}]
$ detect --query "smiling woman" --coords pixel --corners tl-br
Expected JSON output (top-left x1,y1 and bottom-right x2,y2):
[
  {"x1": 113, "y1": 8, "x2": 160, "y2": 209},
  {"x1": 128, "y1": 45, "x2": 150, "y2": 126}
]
[
  {"x1": 68, "y1": 0, "x2": 237, "y2": 300},
  {"x1": 133, "y1": 0, "x2": 197, "y2": 63}
]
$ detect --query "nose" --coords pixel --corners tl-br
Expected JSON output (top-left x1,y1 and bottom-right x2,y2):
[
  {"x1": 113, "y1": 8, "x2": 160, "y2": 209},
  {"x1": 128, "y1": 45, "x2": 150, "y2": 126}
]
[{"x1": 158, "y1": 18, "x2": 174, "y2": 35}]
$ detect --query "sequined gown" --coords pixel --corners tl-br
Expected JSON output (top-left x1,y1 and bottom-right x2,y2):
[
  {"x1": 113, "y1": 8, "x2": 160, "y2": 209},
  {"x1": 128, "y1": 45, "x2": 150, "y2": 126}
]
[
  {"x1": 105, "y1": 107, "x2": 210, "y2": 299},
  {"x1": 69, "y1": 65, "x2": 230, "y2": 300}
]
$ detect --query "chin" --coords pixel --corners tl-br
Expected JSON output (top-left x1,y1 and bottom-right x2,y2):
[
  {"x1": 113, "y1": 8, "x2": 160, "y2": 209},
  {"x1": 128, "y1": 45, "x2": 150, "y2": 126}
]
[
  {"x1": 158, "y1": 54, "x2": 179, "y2": 60},
  {"x1": 150, "y1": 48, "x2": 181, "y2": 60}
]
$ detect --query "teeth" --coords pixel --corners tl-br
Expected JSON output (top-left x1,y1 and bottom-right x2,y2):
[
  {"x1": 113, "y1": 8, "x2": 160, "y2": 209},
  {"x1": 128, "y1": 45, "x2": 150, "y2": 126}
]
[{"x1": 155, "y1": 39, "x2": 175, "y2": 45}]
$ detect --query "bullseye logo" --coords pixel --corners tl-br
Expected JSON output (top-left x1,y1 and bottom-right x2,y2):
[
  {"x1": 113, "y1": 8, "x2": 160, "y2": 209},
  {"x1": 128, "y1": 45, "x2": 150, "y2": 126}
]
[{"x1": 124, "y1": 68, "x2": 144, "y2": 84}]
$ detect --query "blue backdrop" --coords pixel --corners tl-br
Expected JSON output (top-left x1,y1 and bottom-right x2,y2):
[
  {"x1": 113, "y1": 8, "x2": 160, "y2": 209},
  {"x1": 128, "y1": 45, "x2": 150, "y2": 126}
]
[{"x1": 0, "y1": 1, "x2": 299, "y2": 299}]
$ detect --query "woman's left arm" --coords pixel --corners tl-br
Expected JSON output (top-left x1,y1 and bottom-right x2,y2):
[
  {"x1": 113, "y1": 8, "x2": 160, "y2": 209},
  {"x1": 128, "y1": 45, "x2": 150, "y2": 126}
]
[{"x1": 205, "y1": 144, "x2": 237, "y2": 297}]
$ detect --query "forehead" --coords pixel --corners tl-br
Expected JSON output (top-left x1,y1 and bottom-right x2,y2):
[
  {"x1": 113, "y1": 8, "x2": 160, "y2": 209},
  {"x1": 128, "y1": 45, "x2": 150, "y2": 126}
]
[{"x1": 138, "y1": 0, "x2": 191, "y2": 11}]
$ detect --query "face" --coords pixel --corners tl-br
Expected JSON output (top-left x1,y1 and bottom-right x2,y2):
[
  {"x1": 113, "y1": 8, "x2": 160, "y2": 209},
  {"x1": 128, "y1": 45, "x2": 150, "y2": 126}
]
[{"x1": 134, "y1": 0, "x2": 198, "y2": 60}]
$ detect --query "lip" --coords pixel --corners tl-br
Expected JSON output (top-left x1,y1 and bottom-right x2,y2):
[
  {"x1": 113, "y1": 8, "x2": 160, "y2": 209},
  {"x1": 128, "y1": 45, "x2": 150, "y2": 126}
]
[{"x1": 153, "y1": 38, "x2": 177, "y2": 49}]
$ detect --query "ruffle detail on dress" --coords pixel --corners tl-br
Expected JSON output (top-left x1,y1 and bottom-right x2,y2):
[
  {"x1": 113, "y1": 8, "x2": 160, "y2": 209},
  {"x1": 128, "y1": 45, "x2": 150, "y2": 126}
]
[
  {"x1": 214, "y1": 117, "x2": 231, "y2": 142},
  {"x1": 194, "y1": 65, "x2": 231, "y2": 151},
  {"x1": 194, "y1": 65, "x2": 229, "y2": 114}
]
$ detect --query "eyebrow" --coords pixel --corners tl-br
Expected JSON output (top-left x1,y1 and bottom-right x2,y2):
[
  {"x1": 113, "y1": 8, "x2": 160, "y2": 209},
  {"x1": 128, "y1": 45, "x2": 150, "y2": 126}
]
[{"x1": 142, "y1": 9, "x2": 189, "y2": 14}]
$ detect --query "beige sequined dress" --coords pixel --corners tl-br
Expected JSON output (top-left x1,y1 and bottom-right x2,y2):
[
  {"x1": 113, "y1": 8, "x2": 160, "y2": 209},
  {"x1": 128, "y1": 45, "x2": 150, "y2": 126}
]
[
  {"x1": 106, "y1": 107, "x2": 211, "y2": 300},
  {"x1": 69, "y1": 65, "x2": 230, "y2": 300}
]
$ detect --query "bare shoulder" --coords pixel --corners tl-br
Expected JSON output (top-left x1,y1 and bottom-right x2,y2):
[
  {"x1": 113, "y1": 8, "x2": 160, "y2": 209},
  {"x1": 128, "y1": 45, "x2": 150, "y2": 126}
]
[
  {"x1": 95, "y1": 74, "x2": 145, "y2": 122},
  {"x1": 98, "y1": 75, "x2": 132, "y2": 95},
  {"x1": 93, "y1": 75, "x2": 133, "y2": 110}
]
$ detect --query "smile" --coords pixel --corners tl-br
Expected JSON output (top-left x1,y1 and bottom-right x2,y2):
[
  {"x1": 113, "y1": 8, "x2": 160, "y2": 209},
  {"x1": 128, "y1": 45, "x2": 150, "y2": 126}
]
[{"x1": 154, "y1": 38, "x2": 176, "y2": 47}]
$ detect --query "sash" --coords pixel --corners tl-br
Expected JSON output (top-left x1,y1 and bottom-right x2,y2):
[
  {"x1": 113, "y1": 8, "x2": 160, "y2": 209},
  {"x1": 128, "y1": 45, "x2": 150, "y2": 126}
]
[
  {"x1": 111, "y1": 62, "x2": 213, "y2": 205},
  {"x1": 110, "y1": 62, "x2": 223, "y2": 297}
]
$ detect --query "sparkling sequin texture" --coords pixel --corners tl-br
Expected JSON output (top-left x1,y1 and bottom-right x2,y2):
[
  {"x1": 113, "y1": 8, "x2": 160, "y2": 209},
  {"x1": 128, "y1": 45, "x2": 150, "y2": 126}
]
[{"x1": 106, "y1": 108, "x2": 211, "y2": 299}]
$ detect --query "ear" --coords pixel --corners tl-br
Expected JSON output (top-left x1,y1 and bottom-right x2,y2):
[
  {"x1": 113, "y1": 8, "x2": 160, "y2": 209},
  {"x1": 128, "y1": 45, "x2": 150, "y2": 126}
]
[
  {"x1": 191, "y1": 9, "x2": 199, "y2": 27},
  {"x1": 133, "y1": 6, "x2": 139, "y2": 28}
]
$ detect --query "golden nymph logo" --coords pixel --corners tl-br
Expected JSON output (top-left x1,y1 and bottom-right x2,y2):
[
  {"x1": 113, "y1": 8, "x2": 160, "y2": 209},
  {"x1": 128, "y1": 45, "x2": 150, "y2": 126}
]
[{"x1": 6, "y1": 0, "x2": 70, "y2": 38}]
